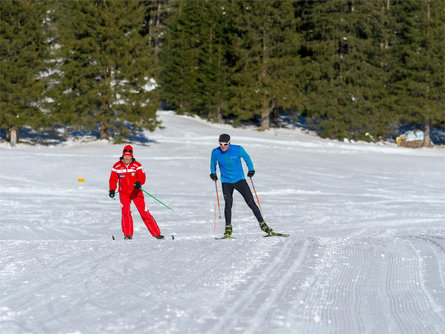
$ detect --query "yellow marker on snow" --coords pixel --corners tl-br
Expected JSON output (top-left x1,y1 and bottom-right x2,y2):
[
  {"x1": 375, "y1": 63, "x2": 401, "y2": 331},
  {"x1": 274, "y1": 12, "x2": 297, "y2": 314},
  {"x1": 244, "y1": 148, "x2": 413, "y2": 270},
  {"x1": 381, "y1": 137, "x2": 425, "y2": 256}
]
[{"x1": 77, "y1": 178, "x2": 85, "y2": 183}]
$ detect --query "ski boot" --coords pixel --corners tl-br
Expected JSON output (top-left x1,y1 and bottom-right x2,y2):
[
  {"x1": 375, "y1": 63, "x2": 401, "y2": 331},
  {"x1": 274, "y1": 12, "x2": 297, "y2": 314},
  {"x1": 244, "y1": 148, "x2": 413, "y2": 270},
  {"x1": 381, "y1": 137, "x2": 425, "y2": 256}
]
[
  {"x1": 224, "y1": 224, "x2": 232, "y2": 238},
  {"x1": 155, "y1": 234, "x2": 165, "y2": 240},
  {"x1": 259, "y1": 222, "x2": 289, "y2": 237},
  {"x1": 259, "y1": 221, "x2": 274, "y2": 234},
  {"x1": 124, "y1": 235, "x2": 133, "y2": 240}
]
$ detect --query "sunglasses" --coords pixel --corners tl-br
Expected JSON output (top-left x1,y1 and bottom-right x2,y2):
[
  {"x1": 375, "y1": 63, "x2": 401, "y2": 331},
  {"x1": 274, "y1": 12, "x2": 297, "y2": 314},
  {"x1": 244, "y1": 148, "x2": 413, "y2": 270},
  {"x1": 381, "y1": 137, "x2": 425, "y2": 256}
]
[
  {"x1": 123, "y1": 149, "x2": 132, "y2": 153},
  {"x1": 219, "y1": 142, "x2": 229, "y2": 147}
]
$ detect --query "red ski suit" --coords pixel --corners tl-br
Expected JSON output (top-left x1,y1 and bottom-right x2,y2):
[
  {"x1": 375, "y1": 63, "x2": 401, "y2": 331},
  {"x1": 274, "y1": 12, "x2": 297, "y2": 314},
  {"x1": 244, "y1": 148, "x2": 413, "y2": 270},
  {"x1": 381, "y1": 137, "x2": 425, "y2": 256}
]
[{"x1": 109, "y1": 159, "x2": 161, "y2": 237}]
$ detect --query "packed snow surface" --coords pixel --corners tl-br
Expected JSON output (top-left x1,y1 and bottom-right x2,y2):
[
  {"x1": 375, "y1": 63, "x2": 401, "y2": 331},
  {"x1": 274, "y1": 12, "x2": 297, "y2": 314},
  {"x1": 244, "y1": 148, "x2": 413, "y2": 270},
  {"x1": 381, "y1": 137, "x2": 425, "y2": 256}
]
[{"x1": 1, "y1": 111, "x2": 444, "y2": 334}]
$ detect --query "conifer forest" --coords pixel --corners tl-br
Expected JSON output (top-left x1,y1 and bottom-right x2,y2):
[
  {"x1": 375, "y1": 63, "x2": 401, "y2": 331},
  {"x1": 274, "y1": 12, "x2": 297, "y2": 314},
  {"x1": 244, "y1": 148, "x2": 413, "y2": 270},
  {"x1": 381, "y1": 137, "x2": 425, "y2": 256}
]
[{"x1": 1, "y1": 0, "x2": 444, "y2": 146}]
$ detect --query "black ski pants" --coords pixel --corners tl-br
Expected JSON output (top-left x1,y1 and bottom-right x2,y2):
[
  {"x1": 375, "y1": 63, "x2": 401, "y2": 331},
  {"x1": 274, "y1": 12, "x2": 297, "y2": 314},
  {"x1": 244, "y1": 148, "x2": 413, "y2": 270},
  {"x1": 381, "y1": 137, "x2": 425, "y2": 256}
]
[{"x1": 222, "y1": 179, "x2": 263, "y2": 225}]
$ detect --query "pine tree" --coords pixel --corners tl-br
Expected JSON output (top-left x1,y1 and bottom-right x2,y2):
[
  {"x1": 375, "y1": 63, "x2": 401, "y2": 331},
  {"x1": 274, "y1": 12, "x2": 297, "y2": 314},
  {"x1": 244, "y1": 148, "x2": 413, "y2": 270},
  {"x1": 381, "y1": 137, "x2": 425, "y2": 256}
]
[
  {"x1": 48, "y1": 0, "x2": 160, "y2": 141},
  {"x1": 142, "y1": 0, "x2": 170, "y2": 56},
  {"x1": 159, "y1": 0, "x2": 201, "y2": 115},
  {"x1": 159, "y1": 0, "x2": 231, "y2": 121},
  {"x1": 195, "y1": 0, "x2": 232, "y2": 122},
  {"x1": 0, "y1": 0, "x2": 50, "y2": 146},
  {"x1": 301, "y1": 0, "x2": 396, "y2": 141},
  {"x1": 229, "y1": 0, "x2": 303, "y2": 130},
  {"x1": 390, "y1": 0, "x2": 445, "y2": 146}
]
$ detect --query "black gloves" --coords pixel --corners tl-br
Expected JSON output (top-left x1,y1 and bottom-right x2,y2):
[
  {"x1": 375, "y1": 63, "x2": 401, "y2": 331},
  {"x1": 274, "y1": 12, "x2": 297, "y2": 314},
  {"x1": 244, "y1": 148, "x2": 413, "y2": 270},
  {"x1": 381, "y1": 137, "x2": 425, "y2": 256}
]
[
  {"x1": 134, "y1": 181, "x2": 141, "y2": 189},
  {"x1": 109, "y1": 189, "x2": 115, "y2": 198},
  {"x1": 247, "y1": 170, "x2": 255, "y2": 178},
  {"x1": 210, "y1": 173, "x2": 218, "y2": 181}
]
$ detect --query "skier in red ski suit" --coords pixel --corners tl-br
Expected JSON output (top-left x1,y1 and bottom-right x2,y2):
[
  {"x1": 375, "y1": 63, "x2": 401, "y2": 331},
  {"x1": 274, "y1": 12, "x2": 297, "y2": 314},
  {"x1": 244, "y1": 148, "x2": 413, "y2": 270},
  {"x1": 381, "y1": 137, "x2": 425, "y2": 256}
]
[{"x1": 109, "y1": 145, "x2": 164, "y2": 240}]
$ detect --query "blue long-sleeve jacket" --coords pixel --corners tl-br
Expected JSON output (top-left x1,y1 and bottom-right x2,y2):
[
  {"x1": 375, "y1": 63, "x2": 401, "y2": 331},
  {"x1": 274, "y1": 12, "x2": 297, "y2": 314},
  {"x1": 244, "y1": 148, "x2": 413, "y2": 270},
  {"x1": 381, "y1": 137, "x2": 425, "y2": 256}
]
[{"x1": 210, "y1": 145, "x2": 254, "y2": 183}]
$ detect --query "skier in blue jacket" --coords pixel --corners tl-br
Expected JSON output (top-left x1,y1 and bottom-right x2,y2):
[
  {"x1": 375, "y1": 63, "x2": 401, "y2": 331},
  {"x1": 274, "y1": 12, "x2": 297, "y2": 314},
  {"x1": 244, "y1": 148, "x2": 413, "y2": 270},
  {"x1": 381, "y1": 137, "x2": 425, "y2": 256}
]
[{"x1": 210, "y1": 133, "x2": 274, "y2": 238}]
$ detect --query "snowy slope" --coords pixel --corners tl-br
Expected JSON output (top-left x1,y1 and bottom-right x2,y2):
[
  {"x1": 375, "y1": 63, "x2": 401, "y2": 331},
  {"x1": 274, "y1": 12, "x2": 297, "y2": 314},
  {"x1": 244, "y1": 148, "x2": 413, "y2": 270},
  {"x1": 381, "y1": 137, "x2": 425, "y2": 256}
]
[{"x1": 1, "y1": 111, "x2": 444, "y2": 334}]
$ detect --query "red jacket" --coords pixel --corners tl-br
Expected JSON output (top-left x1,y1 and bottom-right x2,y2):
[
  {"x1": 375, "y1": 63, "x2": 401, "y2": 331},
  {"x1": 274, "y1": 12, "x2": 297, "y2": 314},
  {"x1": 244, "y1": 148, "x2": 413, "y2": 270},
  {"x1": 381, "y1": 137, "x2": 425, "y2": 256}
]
[{"x1": 109, "y1": 159, "x2": 146, "y2": 195}]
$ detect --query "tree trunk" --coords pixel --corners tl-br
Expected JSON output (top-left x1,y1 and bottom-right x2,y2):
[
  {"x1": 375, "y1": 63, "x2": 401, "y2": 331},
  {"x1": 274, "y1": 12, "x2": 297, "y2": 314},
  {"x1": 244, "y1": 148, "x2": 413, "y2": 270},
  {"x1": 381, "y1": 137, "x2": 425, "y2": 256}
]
[
  {"x1": 423, "y1": 0, "x2": 433, "y2": 149},
  {"x1": 272, "y1": 104, "x2": 280, "y2": 127},
  {"x1": 8, "y1": 127, "x2": 18, "y2": 147},
  {"x1": 216, "y1": 104, "x2": 222, "y2": 123},
  {"x1": 260, "y1": 108, "x2": 271, "y2": 131},
  {"x1": 100, "y1": 122, "x2": 109, "y2": 140},
  {"x1": 154, "y1": 0, "x2": 162, "y2": 55},
  {"x1": 259, "y1": 25, "x2": 270, "y2": 132},
  {"x1": 424, "y1": 118, "x2": 433, "y2": 147},
  {"x1": 207, "y1": 105, "x2": 222, "y2": 123}
]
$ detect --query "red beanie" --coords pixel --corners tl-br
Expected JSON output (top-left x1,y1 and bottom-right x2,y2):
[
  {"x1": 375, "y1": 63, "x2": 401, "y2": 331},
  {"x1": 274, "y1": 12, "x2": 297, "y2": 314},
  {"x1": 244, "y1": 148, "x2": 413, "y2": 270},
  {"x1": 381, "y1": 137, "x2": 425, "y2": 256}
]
[{"x1": 123, "y1": 145, "x2": 133, "y2": 156}]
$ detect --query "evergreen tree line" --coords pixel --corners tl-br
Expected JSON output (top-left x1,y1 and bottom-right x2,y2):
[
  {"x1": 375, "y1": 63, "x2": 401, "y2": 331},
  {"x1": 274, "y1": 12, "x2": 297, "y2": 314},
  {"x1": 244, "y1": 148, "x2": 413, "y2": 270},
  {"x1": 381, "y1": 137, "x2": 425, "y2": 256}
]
[{"x1": 1, "y1": 0, "x2": 444, "y2": 146}]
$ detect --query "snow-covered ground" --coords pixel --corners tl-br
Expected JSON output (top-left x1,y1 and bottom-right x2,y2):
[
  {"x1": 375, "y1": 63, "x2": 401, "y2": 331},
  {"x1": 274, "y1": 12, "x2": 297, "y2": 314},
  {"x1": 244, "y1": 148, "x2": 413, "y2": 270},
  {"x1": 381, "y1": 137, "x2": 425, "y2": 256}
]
[{"x1": 1, "y1": 111, "x2": 444, "y2": 334}]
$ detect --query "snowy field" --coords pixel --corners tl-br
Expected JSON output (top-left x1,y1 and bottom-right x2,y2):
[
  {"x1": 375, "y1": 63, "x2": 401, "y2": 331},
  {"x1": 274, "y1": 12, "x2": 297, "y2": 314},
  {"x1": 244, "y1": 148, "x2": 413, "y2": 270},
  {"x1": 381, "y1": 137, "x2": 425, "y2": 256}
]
[{"x1": 1, "y1": 111, "x2": 444, "y2": 334}]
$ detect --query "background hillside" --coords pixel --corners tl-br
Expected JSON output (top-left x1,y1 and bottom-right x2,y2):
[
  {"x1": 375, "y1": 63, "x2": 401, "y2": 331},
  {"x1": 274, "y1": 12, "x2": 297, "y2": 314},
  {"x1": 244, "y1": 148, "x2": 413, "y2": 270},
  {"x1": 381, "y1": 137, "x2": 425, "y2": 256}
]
[{"x1": 1, "y1": 0, "x2": 444, "y2": 146}]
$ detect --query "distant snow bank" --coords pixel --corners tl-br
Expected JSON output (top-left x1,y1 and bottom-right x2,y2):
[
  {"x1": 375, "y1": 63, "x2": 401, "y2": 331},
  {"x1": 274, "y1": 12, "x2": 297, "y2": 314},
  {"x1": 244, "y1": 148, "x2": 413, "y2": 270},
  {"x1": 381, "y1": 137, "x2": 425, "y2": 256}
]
[{"x1": 1, "y1": 110, "x2": 444, "y2": 149}]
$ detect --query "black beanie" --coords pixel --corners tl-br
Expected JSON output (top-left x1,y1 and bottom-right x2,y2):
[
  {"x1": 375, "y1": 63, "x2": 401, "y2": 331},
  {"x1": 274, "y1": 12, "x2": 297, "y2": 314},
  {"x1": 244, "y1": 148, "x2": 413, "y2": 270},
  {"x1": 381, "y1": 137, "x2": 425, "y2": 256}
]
[{"x1": 219, "y1": 134, "x2": 230, "y2": 142}]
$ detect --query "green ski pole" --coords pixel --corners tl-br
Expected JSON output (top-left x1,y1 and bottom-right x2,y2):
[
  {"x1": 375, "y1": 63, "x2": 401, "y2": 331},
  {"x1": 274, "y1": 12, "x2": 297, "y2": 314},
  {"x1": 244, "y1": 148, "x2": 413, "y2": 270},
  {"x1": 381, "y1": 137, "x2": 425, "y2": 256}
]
[{"x1": 136, "y1": 185, "x2": 174, "y2": 212}]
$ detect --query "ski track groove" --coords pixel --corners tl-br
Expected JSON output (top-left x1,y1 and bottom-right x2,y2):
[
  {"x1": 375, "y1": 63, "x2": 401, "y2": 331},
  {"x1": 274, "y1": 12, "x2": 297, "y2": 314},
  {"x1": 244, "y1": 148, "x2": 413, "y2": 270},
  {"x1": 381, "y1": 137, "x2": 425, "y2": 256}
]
[
  {"x1": 311, "y1": 238, "x2": 365, "y2": 332},
  {"x1": 408, "y1": 238, "x2": 445, "y2": 326},
  {"x1": 411, "y1": 238, "x2": 445, "y2": 334},
  {"x1": 388, "y1": 243, "x2": 411, "y2": 334},
  {"x1": 415, "y1": 235, "x2": 445, "y2": 254},
  {"x1": 279, "y1": 235, "x2": 445, "y2": 334},
  {"x1": 296, "y1": 235, "x2": 373, "y2": 332},
  {"x1": 406, "y1": 235, "x2": 445, "y2": 292},
  {"x1": 346, "y1": 240, "x2": 365, "y2": 332},
  {"x1": 388, "y1": 239, "x2": 425, "y2": 334},
  {"x1": 207, "y1": 237, "x2": 300, "y2": 334},
  {"x1": 427, "y1": 236, "x2": 445, "y2": 290},
  {"x1": 244, "y1": 239, "x2": 311, "y2": 334},
  {"x1": 387, "y1": 238, "x2": 445, "y2": 334}
]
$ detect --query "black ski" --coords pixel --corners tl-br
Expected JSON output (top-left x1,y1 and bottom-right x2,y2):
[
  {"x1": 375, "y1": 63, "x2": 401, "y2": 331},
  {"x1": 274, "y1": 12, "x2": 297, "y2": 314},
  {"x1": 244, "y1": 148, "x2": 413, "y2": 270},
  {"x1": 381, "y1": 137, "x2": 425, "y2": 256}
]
[
  {"x1": 264, "y1": 232, "x2": 289, "y2": 238},
  {"x1": 112, "y1": 235, "x2": 175, "y2": 240}
]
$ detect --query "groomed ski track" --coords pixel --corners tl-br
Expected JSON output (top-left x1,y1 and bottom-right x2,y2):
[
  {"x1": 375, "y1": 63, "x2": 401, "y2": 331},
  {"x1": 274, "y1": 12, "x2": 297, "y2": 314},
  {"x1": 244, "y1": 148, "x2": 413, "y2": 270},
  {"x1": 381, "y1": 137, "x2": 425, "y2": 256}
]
[
  {"x1": 1, "y1": 233, "x2": 444, "y2": 333},
  {"x1": 1, "y1": 111, "x2": 444, "y2": 333}
]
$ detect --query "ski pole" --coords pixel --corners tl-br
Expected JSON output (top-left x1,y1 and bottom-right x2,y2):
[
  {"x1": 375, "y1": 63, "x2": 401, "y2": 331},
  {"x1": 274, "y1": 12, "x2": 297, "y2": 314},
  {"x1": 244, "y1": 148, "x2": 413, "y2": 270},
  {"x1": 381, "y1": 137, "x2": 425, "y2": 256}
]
[
  {"x1": 214, "y1": 203, "x2": 217, "y2": 232},
  {"x1": 137, "y1": 185, "x2": 174, "y2": 212},
  {"x1": 249, "y1": 177, "x2": 262, "y2": 212},
  {"x1": 215, "y1": 180, "x2": 221, "y2": 218}
]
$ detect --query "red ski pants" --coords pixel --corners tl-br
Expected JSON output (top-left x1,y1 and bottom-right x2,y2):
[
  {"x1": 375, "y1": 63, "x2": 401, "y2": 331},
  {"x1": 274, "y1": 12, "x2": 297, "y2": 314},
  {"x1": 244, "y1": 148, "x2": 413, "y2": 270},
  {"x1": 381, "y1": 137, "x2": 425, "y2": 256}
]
[{"x1": 119, "y1": 191, "x2": 161, "y2": 237}]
